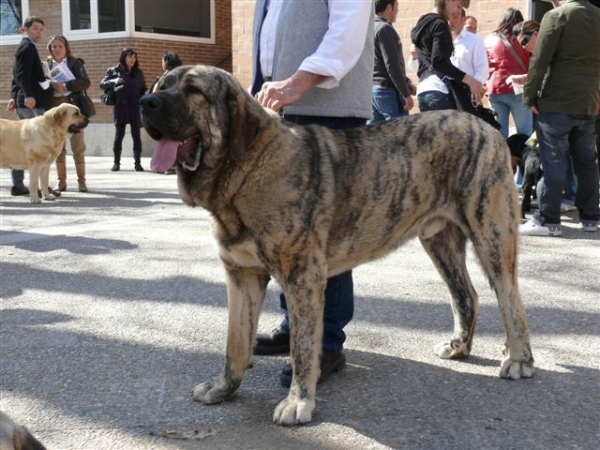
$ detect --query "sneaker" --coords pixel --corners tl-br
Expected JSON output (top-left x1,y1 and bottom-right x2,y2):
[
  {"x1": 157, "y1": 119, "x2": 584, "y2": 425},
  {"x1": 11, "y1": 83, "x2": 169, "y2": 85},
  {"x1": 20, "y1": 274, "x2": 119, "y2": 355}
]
[
  {"x1": 10, "y1": 186, "x2": 30, "y2": 196},
  {"x1": 580, "y1": 222, "x2": 598, "y2": 233},
  {"x1": 520, "y1": 219, "x2": 562, "y2": 236},
  {"x1": 111, "y1": 164, "x2": 120, "y2": 172},
  {"x1": 560, "y1": 202, "x2": 576, "y2": 213},
  {"x1": 134, "y1": 164, "x2": 145, "y2": 172}
]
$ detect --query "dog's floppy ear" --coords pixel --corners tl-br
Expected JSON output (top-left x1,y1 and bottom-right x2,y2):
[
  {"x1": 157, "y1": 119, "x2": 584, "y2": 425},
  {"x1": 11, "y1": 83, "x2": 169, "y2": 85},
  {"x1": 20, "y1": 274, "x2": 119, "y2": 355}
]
[
  {"x1": 226, "y1": 84, "x2": 262, "y2": 161},
  {"x1": 51, "y1": 104, "x2": 68, "y2": 127}
]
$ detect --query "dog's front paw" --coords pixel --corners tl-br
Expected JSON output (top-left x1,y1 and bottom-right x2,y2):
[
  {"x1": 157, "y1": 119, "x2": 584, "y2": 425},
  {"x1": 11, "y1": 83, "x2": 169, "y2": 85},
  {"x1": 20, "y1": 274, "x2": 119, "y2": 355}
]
[
  {"x1": 434, "y1": 340, "x2": 470, "y2": 359},
  {"x1": 192, "y1": 380, "x2": 233, "y2": 404},
  {"x1": 29, "y1": 196, "x2": 42, "y2": 204},
  {"x1": 273, "y1": 396, "x2": 315, "y2": 426},
  {"x1": 500, "y1": 357, "x2": 534, "y2": 380},
  {"x1": 44, "y1": 193, "x2": 56, "y2": 201}
]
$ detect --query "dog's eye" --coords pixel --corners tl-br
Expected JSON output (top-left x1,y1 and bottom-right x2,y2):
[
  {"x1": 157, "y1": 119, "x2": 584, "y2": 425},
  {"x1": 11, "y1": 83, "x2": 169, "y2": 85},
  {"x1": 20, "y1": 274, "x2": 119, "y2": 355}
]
[{"x1": 187, "y1": 86, "x2": 202, "y2": 95}]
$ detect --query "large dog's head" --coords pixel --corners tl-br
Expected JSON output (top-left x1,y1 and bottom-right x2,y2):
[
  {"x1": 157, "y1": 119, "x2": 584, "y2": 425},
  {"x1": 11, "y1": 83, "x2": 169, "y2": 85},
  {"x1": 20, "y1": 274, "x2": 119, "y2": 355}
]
[
  {"x1": 141, "y1": 65, "x2": 265, "y2": 173},
  {"x1": 47, "y1": 103, "x2": 89, "y2": 134}
]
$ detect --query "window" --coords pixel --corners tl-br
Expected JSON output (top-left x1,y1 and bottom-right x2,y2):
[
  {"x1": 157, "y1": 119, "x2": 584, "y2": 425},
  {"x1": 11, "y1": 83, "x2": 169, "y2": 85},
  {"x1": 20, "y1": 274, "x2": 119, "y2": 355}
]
[
  {"x1": 134, "y1": 0, "x2": 212, "y2": 39},
  {"x1": 0, "y1": 0, "x2": 27, "y2": 37},
  {"x1": 66, "y1": 0, "x2": 126, "y2": 36},
  {"x1": 61, "y1": 0, "x2": 213, "y2": 43}
]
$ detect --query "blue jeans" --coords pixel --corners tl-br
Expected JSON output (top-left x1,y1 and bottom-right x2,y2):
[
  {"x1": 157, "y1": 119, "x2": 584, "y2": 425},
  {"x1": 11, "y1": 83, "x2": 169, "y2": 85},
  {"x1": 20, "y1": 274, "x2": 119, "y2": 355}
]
[
  {"x1": 534, "y1": 112, "x2": 599, "y2": 226},
  {"x1": 417, "y1": 90, "x2": 454, "y2": 112},
  {"x1": 488, "y1": 93, "x2": 533, "y2": 139},
  {"x1": 562, "y1": 157, "x2": 577, "y2": 204},
  {"x1": 368, "y1": 86, "x2": 407, "y2": 124},
  {"x1": 279, "y1": 114, "x2": 363, "y2": 352},
  {"x1": 12, "y1": 107, "x2": 45, "y2": 188}
]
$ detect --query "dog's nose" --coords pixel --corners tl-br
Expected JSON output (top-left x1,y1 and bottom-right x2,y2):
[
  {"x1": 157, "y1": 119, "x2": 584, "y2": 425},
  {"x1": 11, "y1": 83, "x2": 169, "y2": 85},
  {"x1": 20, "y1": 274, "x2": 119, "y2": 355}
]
[{"x1": 140, "y1": 94, "x2": 161, "y2": 111}]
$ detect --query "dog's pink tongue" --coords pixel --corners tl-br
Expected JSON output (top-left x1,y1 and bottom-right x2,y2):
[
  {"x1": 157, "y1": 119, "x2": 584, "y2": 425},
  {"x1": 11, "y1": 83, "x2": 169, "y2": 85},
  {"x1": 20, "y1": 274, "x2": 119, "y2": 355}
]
[{"x1": 151, "y1": 138, "x2": 178, "y2": 172}]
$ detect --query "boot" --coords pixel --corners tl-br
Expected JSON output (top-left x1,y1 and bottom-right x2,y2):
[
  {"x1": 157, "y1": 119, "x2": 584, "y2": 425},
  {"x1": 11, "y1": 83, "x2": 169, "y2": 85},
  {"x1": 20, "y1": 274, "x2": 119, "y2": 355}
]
[
  {"x1": 75, "y1": 162, "x2": 88, "y2": 192},
  {"x1": 112, "y1": 149, "x2": 121, "y2": 171},
  {"x1": 54, "y1": 162, "x2": 67, "y2": 191},
  {"x1": 134, "y1": 149, "x2": 144, "y2": 172}
]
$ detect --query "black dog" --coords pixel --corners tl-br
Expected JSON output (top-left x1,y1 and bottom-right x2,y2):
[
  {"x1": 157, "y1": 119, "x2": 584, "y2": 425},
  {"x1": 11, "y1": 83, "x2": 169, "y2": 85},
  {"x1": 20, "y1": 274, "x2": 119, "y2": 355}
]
[{"x1": 506, "y1": 133, "x2": 542, "y2": 218}]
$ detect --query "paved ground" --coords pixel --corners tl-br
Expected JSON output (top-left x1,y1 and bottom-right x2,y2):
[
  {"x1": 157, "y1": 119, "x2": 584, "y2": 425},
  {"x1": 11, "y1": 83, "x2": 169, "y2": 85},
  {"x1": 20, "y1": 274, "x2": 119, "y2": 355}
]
[{"x1": 1, "y1": 157, "x2": 599, "y2": 450}]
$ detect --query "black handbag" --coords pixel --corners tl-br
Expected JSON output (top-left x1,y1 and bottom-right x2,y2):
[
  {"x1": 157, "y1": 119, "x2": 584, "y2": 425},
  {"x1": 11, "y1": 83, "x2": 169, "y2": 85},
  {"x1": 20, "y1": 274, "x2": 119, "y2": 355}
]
[
  {"x1": 100, "y1": 88, "x2": 116, "y2": 106},
  {"x1": 76, "y1": 91, "x2": 96, "y2": 117},
  {"x1": 447, "y1": 80, "x2": 501, "y2": 130}
]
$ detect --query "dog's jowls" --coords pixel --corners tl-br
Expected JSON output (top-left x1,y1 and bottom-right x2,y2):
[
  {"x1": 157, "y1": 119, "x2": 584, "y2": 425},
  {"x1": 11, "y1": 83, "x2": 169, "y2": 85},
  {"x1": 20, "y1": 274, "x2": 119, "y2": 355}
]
[
  {"x1": 140, "y1": 65, "x2": 534, "y2": 426},
  {"x1": 0, "y1": 103, "x2": 88, "y2": 203}
]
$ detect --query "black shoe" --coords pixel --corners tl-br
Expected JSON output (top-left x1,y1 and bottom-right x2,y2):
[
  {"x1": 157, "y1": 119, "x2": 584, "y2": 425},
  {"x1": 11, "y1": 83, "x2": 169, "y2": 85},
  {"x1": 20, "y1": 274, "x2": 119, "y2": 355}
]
[
  {"x1": 111, "y1": 164, "x2": 120, "y2": 172},
  {"x1": 254, "y1": 326, "x2": 290, "y2": 355},
  {"x1": 134, "y1": 164, "x2": 144, "y2": 172},
  {"x1": 280, "y1": 351, "x2": 346, "y2": 388},
  {"x1": 10, "y1": 186, "x2": 30, "y2": 196},
  {"x1": 48, "y1": 187, "x2": 61, "y2": 197}
]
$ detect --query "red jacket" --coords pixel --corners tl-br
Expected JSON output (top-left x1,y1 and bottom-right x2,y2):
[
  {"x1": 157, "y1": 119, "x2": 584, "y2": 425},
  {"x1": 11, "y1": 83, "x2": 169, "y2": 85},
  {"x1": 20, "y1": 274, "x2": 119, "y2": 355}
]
[{"x1": 485, "y1": 32, "x2": 530, "y2": 95}]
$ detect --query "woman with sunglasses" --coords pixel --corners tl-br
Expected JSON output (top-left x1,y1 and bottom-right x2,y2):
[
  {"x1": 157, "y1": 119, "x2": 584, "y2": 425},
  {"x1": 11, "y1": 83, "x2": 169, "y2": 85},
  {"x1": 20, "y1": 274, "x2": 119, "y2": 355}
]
[
  {"x1": 100, "y1": 48, "x2": 147, "y2": 172},
  {"x1": 484, "y1": 8, "x2": 533, "y2": 139}
]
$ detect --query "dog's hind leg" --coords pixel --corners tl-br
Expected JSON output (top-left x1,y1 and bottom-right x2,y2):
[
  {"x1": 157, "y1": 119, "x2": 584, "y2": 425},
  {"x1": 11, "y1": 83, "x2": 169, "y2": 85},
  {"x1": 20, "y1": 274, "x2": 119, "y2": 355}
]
[
  {"x1": 193, "y1": 268, "x2": 270, "y2": 404},
  {"x1": 419, "y1": 222, "x2": 478, "y2": 360},
  {"x1": 470, "y1": 218, "x2": 534, "y2": 380}
]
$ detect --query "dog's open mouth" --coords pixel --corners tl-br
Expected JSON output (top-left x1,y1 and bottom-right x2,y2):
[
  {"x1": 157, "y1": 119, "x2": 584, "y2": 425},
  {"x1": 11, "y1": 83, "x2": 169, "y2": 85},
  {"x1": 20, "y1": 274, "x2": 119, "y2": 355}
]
[{"x1": 150, "y1": 137, "x2": 200, "y2": 172}]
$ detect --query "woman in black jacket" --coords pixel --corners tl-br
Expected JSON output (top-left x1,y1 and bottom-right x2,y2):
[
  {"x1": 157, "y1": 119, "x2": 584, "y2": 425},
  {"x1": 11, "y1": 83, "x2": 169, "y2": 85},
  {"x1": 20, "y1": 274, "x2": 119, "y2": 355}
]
[
  {"x1": 411, "y1": 0, "x2": 481, "y2": 111},
  {"x1": 100, "y1": 48, "x2": 147, "y2": 172}
]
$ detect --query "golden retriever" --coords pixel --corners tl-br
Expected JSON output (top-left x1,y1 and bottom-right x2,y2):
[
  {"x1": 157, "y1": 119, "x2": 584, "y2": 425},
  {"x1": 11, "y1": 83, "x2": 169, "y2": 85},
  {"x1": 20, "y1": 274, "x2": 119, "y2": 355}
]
[{"x1": 0, "y1": 103, "x2": 88, "y2": 203}]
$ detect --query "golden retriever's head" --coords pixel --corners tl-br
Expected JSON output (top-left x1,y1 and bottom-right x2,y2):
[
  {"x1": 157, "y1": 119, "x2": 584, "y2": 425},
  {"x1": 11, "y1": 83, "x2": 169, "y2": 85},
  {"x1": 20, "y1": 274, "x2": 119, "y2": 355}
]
[
  {"x1": 140, "y1": 65, "x2": 266, "y2": 172},
  {"x1": 48, "y1": 103, "x2": 89, "y2": 134}
]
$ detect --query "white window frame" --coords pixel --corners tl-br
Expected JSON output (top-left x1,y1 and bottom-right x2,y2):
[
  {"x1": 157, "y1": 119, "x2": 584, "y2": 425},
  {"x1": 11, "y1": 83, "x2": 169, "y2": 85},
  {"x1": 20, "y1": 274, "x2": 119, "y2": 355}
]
[
  {"x1": 58, "y1": 0, "x2": 215, "y2": 44},
  {"x1": 0, "y1": 0, "x2": 30, "y2": 45}
]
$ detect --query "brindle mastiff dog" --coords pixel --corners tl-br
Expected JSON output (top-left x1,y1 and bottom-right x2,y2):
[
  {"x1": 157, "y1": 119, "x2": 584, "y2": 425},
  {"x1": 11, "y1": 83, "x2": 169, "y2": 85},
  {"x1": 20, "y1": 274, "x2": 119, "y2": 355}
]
[{"x1": 140, "y1": 65, "x2": 534, "y2": 426}]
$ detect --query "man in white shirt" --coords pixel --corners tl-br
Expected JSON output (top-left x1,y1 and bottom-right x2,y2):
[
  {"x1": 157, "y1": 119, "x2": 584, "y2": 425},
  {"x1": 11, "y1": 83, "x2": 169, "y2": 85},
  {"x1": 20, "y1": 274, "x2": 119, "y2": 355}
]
[
  {"x1": 250, "y1": 0, "x2": 375, "y2": 390},
  {"x1": 448, "y1": 8, "x2": 488, "y2": 84}
]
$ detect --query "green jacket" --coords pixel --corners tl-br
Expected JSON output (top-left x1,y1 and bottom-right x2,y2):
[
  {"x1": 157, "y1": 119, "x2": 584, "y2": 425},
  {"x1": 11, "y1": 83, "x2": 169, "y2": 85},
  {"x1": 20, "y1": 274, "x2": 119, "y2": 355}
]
[{"x1": 523, "y1": 0, "x2": 600, "y2": 116}]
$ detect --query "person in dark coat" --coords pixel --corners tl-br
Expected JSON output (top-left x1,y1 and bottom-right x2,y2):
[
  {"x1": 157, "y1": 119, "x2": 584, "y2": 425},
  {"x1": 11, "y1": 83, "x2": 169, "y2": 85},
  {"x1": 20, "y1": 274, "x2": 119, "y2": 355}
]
[
  {"x1": 100, "y1": 48, "x2": 147, "y2": 172},
  {"x1": 6, "y1": 16, "x2": 54, "y2": 196}
]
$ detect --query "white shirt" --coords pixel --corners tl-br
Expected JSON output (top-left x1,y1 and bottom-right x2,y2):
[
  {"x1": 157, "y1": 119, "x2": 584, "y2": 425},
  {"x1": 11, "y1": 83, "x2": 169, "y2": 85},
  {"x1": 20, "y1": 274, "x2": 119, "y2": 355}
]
[
  {"x1": 259, "y1": 0, "x2": 372, "y2": 89},
  {"x1": 452, "y1": 29, "x2": 489, "y2": 83}
]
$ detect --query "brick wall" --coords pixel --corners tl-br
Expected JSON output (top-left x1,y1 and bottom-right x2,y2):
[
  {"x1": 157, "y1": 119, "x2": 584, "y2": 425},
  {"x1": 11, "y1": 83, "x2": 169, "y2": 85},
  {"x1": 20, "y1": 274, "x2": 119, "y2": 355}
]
[{"x1": 231, "y1": 0, "x2": 531, "y2": 88}]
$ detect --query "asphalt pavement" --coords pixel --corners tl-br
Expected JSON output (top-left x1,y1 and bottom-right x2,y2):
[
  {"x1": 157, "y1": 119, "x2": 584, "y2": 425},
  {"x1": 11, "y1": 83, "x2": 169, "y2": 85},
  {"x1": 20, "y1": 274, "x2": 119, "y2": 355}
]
[{"x1": 1, "y1": 156, "x2": 599, "y2": 450}]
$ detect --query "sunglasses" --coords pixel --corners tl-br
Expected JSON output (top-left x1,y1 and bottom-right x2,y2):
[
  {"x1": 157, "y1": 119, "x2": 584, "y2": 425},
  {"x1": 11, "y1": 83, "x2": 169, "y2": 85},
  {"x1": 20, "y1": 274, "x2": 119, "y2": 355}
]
[{"x1": 519, "y1": 33, "x2": 532, "y2": 47}]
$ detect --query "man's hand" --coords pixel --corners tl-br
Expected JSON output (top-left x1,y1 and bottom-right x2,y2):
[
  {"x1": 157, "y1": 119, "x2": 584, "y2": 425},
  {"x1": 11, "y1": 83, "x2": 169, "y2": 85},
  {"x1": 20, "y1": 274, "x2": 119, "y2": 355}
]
[
  {"x1": 257, "y1": 71, "x2": 326, "y2": 112},
  {"x1": 6, "y1": 99, "x2": 16, "y2": 112},
  {"x1": 404, "y1": 96, "x2": 414, "y2": 112},
  {"x1": 24, "y1": 96, "x2": 36, "y2": 109}
]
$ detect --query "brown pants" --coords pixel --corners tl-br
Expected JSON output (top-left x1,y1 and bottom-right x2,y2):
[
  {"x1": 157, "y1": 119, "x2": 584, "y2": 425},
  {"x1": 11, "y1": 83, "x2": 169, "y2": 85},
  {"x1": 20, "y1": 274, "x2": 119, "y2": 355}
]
[{"x1": 53, "y1": 96, "x2": 87, "y2": 164}]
